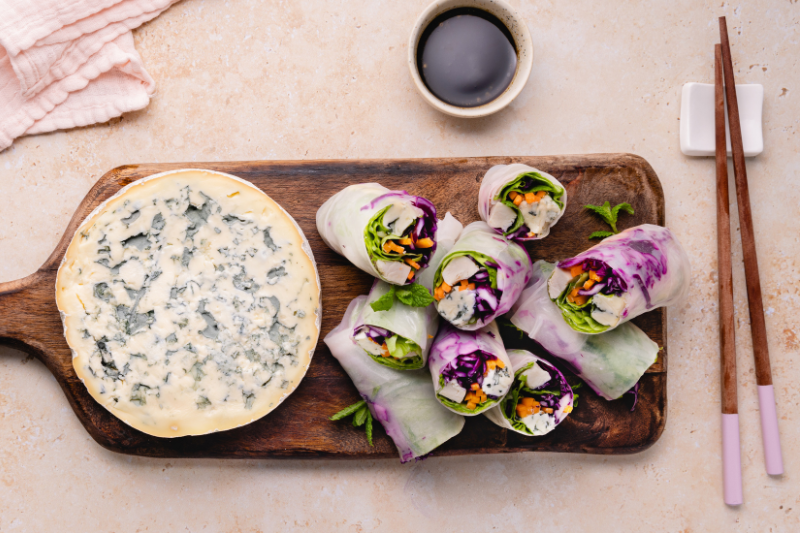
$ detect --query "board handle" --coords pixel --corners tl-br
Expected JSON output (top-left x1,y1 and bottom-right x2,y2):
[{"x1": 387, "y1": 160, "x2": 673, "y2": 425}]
[{"x1": 0, "y1": 269, "x2": 62, "y2": 358}]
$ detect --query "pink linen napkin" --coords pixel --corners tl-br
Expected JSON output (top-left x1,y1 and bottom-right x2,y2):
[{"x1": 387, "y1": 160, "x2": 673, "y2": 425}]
[{"x1": 0, "y1": 0, "x2": 179, "y2": 151}]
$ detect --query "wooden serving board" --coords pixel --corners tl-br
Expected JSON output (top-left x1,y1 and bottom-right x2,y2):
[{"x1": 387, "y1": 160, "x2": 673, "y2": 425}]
[{"x1": 0, "y1": 154, "x2": 667, "y2": 458}]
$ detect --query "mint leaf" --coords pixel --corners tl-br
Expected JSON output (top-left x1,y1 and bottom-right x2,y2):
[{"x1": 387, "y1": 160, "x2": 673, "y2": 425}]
[
  {"x1": 584, "y1": 201, "x2": 635, "y2": 234},
  {"x1": 588, "y1": 230, "x2": 616, "y2": 240},
  {"x1": 353, "y1": 405, "x2": 369, "y2": 427},
  {"x1": 584, "y1": 201, "x2": 614, "y2": 227},
  {"x1": 395, "y1": 283, "x2": 434, "y2": 307},
  {"x1": 612, "y1": 202, "x2": 634, "y2": 219},
  {"x1": 365, "y1": 412, "x2": 374, "y2": 446},
  {"x1": 370, "y1": 285, "x2": 396, "y2": 312},
  {"x1": 330, "y1": 400, "x2": 366, "y2": 421},
  {"x1": 331, "y1": 400, "x2": 375, "y2": 447}
]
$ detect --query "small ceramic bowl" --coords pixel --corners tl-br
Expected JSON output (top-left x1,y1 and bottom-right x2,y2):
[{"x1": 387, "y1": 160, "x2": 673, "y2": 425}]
[{"x1": 408, "y1": 0, "x2": 533, "y2": 118}]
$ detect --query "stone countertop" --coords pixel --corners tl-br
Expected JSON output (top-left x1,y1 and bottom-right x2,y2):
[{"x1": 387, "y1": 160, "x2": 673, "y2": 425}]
[{"x1": 0, "y1": 0, "x2": 797, "y2": 531}]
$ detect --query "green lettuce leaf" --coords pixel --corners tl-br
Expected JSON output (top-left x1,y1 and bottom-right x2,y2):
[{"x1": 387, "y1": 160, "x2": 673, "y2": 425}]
[
  {"x1": 364, "y1": 205, "x2": 423, "y2": 265},
  {"x1": 552, "y1": 272, "x2": 610, "y2": 334},
  {"x1": 369, "y1": 334, "x2": 424, "y2": 370}
]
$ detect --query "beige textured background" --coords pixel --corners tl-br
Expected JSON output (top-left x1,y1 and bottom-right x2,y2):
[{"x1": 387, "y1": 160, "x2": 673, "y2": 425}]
[{"x1": 1, "y1": 0, "x2": 798, "y2": 531}]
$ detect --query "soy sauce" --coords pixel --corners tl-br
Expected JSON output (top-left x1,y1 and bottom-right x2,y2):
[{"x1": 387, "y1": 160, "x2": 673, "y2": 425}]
[{"x1": 417, "y1": 8, "x2": 517, "y2": 108}]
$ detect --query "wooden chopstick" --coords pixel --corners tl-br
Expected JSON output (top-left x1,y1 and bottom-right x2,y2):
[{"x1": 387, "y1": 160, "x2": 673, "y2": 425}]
[
  {"x1": 715, "y1": 43, "x2": 743, "y2": 505},
  {"x1": 719, "y1": 16, "x2": 784, "y2": 476}
]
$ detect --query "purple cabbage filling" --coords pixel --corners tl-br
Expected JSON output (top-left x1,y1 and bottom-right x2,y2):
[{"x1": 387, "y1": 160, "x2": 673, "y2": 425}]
[
  {"x1": 466, "y1": 270, "x2": 501, "y2": 324},
  {"x1": 440, "y1": 350, "x2": 501, "y2": 400},
  {"x1": 565, "y1": 258, "x2": 628, "y2": 297},
  {"x1": 354, "y1": 324, "x2": 392, "y2": 345}
]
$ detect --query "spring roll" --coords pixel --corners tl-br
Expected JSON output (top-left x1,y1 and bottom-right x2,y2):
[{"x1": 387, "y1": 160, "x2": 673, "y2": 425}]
[
  {"x1": 316, "y1": 184, "x2": 438, "y2": 285},
  {"x1": 547, "y1": 224, "x2": 691, "y2": 334},
  {"x1": 429, "y1": 321, "x2": 513, "y2": 416},
  {"x1": 479, "y1": 164, "x2": 567, "y2": 241},
  {"x1": 510, "y1": 260, "x2": 659, "y2": 400},
  {"x1": 432, "y1": 221, "x2": 532, "y2": 330},
  {"x1": 484, "y1": 350, "x2": 574, "y2": 436},
  {"x1": 353, "y1": 280, "x2": 440, "y2": 369},
  {"x1": 325, "y1": 297, "x2": 465, "y2": 462}
]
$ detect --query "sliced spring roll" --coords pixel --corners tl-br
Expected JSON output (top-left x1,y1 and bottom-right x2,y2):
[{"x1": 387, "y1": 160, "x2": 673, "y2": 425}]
[
  {"x1": 484, "y1": 350, "x2": 574, "y2": 436},
  {"x1": 510, "y1": 260, "x2": 659, "y2": 400},
  {"x1": 325, "y1": 297, "x2": 465, "y2": 462},
  {"x1": 432, "y1": 221, "x2": 532, "y2": 330},
  {"x1": 429, "y1": 321, "x2": 513, "y2": 416},
  {"x1": 479, "y1": 164, "x2": 567, "y2": 241},
  {"x1": 316, "y1": 184, "x2": 438, "y2": 285},
  {"x1": 548, "y1": 224, "x2": 691, "y2": 334},
  {"x1": 353, "y1": 280, "x2": 440, "y2": 369}
]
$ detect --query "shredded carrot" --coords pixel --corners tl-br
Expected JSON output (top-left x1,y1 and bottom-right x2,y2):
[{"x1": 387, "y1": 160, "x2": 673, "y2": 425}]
[
  {"x1": 495, "y1": 359, "x2": 505, "y2": 369},
  {"x1": 471, "y1": 383, "x2": 480, "y2": 391},
  {"x1": 534, "y1": 190, "x2": 547, "y2": 201},
  {"x1": 533, "y1": 405, "x2": 540, "y2": 414},
  {"x1": 381, "y1": 343, "x2": 390, "y2": 357},
  {"x1": 486, "y1": 360, "x2": 497, "y2": 371},
  {"x1": 524, "y1": 192, "x2": 536, "y2": 204},
  {"x1": 544, "y1": 408, "x2": 554, "y2": 414},
  {"x1": 458, "y1": 280, "x2": 469, "y2": 291},
  {"x1": 509, "y1": 191, "x2": 519, "y2": 200},
  {"x1": 407, "y1": 270, "x2": 415, "y2": 280},
  {"x1": 434, "y1": 287, "x2": 444, "y2": 300},
  {"x1": 466, "y1": 401, "x2": 477, "y2": 410},
  {"x1": 570, "y1": 287, "x2": 581, "y2": 298},
  {"x1": 405, "y1": 258, "x2": 420, "y2": 270},
  {"x1": 583, "y1": 279, "x2": 595, "y2": 290},
  {"x1": 569, "y1": 265, "x2": 584, "y2": 278},
  {"x1": 573, "y1": 295, "x2": 588, "y2": 306},
  {"x1": 513, "y1": 195, "x2": 523, "y2": 206},
  {"x1": 563, "y1": 405, "x2": 573, "y2": 414},
  {"x1": 416, "y1": 237, "x2": 434, "y2": 248},
  {"x1": 589, "y1": 270, "x2": 602, "y2": 282},
  {"x1": 398, "y1": 238, "x2": 413, "y2": 245},
  {"x1": 520, "y1": 397, "x2": 536, "y2": 407},
  {"x1": 441, "y1": 282, "x2": 452, "y2": 293}
]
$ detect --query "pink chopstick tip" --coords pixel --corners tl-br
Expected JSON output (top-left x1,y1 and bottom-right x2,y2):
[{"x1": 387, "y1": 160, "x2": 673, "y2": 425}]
[
  {"x1": 757, "y1": 385, "x2": 784, "y2": 475},
  {"x1": 722, "y1": 413, "x2": 744, "y2": 505}
]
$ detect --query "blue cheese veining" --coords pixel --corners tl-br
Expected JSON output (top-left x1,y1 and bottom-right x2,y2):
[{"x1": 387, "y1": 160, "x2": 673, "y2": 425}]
[{"x1": 56, "y1": 169, "x2": 321, "y2": 438}]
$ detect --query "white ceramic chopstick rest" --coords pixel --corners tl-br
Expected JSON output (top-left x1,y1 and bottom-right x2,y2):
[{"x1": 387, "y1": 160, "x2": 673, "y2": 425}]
[{"x1": 680, "y1": 83, "x2": 763, "y2": 157}]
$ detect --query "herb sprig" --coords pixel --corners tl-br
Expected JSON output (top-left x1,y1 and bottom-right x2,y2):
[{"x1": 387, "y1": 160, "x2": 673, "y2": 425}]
[
  {"x1": 330, "y1": 400, "x2": 374, "y2": 446},
  {"x1": 583, "y1": 201, "x2": 634, "y2": 239},
  {"x1": 370, "y1": 283, "x2": 434, "y2": 312}
]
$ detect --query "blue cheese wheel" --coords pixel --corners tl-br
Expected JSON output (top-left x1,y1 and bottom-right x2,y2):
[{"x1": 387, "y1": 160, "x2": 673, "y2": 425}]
[{"x1": 56, "y1": 169, "x2": 321, "y2": 437}]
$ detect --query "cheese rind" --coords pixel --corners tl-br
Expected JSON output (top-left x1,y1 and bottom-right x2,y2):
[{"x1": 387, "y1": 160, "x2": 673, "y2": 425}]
[{"x1": 56, "y1": 169, "x2": 321, "y2": 438}]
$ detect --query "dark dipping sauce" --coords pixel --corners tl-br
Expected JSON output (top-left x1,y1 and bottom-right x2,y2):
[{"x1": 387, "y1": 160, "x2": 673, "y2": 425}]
[{"x1": 417, "y1": 8, "x2": 517, "y2": 108}]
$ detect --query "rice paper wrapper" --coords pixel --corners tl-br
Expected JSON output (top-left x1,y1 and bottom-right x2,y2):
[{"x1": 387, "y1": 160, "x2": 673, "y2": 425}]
[
  {"x1": 418, "y1": 212, "x2": 463, "y2": 291},
  {"x1": 556, "y1": 224, "x2": 691, "y2": 332},
  {"x1": 316, "y1": 183, "x2": 437, "y2": 284},
  {"x1": 357, "y1": 280, "x2": 440, "y2": 365},
  {"x1": 434, "y1": 221, "x2": 532, "y2": 331},
  {"x1": 428, "y1": 321, "x2": 512, "y2": 416},
  {"x1": 478, "y1": 164, "x2": 567, "y2": 241},
  {"x1": 325, "y1": 297, "x2": 464, "y2": 462},
  {"x1": 484, "y1": 349, "x2": 574, "y2": 436},
  {"x1": 511, "y1": 261, "x2": 659, "y2": 400}
]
